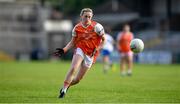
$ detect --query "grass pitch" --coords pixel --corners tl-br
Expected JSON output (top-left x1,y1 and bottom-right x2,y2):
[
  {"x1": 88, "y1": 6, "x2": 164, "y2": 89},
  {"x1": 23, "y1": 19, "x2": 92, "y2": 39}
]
[{"x1": 0, "y1": 61, "x2": 180, "y2": 103}]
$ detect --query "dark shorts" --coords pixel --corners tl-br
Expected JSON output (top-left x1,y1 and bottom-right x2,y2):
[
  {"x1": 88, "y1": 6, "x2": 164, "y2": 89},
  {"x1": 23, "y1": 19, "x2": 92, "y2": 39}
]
[{"x1": 101, "y1": 49, "x2": 111, "y2": 56}]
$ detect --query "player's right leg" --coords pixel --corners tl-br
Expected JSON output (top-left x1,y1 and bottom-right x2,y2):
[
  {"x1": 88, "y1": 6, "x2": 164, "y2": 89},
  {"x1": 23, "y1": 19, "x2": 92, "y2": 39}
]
[
  {"x1": 120, "y1": 55, "x2": 126, "y2": 76},
  {"x1": 70, "y1": 53, "x2": 93, "y2": 86},
  {"x1": 59, "y1": 53, "x2": 83, "y2": 98}
]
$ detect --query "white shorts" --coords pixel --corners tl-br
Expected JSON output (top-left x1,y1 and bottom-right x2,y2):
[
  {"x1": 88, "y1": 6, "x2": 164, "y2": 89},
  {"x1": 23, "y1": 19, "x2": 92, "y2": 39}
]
[
  {"x1": 121, "y1": 51, "x2": 133, "y2": 58},
  {"x1": 75, "y1": 48, "x2": 94, "y2": 68}
]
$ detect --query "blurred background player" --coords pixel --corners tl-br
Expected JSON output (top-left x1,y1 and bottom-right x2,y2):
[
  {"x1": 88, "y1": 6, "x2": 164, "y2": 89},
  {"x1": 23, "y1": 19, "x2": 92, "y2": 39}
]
[
  {"x1": 54, "y1": 8, "x2": 105, "y2": 98},
  {"x1": 101, "y1": 27, "x2": 114, "y2": 73},
  {"x1": 117, "y1": 24, "x2": 134, "y2": 76}
]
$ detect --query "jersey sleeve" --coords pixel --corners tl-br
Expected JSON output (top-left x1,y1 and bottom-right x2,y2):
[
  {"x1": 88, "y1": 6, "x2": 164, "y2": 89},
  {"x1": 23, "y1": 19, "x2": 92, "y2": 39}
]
[{"x1": 94, "y1": 23, "x2": 104, "y2": 36}]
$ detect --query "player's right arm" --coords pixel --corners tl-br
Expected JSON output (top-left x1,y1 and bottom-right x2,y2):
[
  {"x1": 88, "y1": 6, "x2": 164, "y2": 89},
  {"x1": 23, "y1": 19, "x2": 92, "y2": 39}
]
[
  {"x1": 63, "y1": 37, "x2": 75, "y2": 53},
  {"x1": 54, "y1": 37, "x2": 75, "y2": 57},
  {"x1": 54, "y1": 26, "x2": 76, "y2": 57}
]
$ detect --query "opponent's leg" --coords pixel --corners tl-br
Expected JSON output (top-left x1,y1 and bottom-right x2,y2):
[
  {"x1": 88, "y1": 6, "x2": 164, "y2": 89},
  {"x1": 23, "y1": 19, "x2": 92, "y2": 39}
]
[{"x1": 103, "y1": 55, "x2": 110, "y2": 73}]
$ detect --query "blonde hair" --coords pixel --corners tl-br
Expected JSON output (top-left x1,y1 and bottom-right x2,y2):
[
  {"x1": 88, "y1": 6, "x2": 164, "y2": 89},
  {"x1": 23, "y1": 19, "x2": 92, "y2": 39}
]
[{"x1": 80, "y1": 8, "x2": 93, "y2": 16}]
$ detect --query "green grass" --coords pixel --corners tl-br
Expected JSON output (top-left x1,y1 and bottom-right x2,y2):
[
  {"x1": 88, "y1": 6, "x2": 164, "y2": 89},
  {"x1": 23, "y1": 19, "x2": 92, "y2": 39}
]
[{"x1": 0, "y1": 61, "x2": 180, "y2": 103}]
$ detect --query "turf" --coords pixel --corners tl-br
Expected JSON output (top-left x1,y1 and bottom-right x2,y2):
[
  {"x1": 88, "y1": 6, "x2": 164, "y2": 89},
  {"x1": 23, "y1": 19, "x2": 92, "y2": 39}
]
[{"x1": 0, "y1": 61, "x2": 180, "y2": 103}]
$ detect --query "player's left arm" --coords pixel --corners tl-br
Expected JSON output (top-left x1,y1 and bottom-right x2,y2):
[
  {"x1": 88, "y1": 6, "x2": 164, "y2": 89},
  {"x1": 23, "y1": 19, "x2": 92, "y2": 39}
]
[
  {"x1": 97, "y1": 34, "x2": 105, "y2": 50},
  {"x1": 90, "y1": 34, "x2": 105, "y2": 57},
  {"x1": 94, "y1": 23, "x2": 105, "y2": 51}
]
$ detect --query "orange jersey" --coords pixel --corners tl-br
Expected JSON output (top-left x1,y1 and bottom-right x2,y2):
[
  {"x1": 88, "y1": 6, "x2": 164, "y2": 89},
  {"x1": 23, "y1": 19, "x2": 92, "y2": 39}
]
[
  {"x1": 72, "y1": 20, "x2": 104, "y2": 58},
  {"x1": 117, "y1": 32, "x2": 134, "y2": 52}
]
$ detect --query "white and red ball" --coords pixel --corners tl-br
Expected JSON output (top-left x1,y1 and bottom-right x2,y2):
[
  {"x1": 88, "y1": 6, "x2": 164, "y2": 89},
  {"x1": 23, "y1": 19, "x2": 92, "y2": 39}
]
[{"x1": 130, "y1": 38, "x2": 144, "y2": 53}]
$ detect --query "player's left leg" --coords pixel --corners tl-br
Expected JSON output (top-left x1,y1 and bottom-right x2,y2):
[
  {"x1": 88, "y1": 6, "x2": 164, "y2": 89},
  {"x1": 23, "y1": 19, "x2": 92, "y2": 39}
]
[{"x1": 127, "y1": 52, "x2": 133, "y2": 76}]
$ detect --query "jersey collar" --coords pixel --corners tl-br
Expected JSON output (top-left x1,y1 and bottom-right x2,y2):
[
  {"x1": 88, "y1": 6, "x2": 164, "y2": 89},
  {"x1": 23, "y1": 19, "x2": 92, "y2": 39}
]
[{"x1": 81, "y1": 21, "x2": 92, "y2": 28}]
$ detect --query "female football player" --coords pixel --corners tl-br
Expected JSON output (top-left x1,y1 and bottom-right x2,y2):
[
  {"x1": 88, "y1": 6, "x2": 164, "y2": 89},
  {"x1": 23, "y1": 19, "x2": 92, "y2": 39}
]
[
  {"x1": 54, "y1": 8, "x2": 105, "y2": 98},
  {"x1": 117, "y1": 24, "x2": 134, "y2": 76}
]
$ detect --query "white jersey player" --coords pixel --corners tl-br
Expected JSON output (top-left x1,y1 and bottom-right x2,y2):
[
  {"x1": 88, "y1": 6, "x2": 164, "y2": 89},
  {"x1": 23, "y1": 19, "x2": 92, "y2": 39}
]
[{"x1": 101, "y1": 33, "x2": 114, "y2": 73}]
